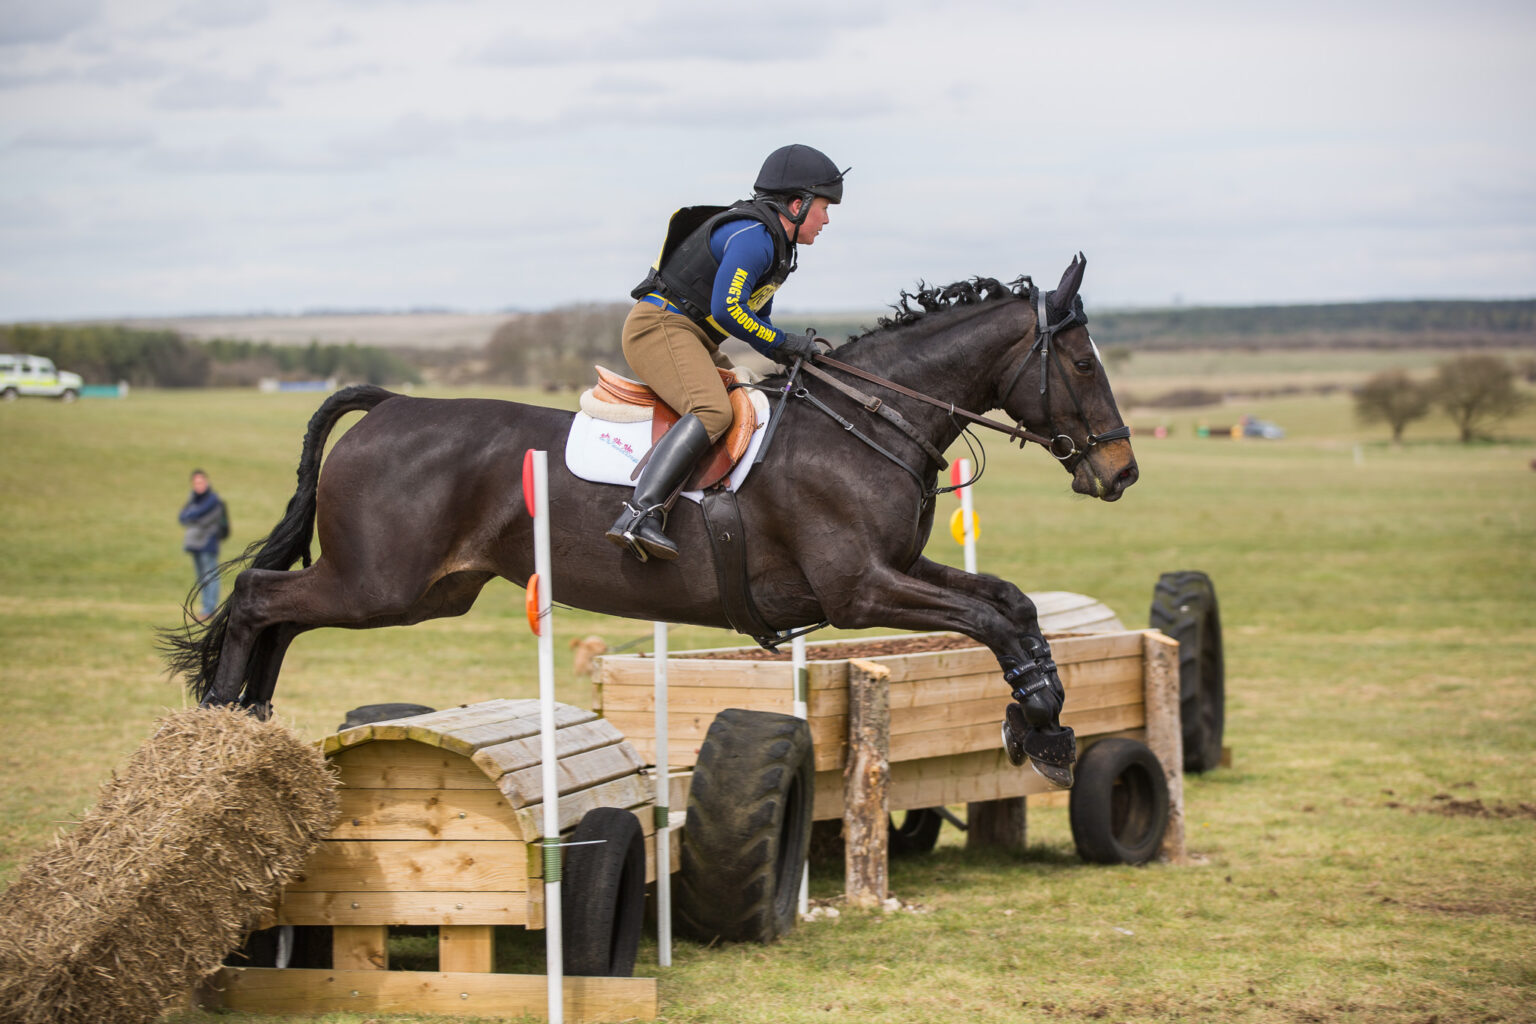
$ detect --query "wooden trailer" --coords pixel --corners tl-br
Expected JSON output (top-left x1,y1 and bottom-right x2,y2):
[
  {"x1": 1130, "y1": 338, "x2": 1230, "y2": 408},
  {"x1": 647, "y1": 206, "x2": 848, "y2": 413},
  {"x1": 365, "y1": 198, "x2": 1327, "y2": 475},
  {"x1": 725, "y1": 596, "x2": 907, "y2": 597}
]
[
  {"x1": 201, "y1": 698, "x2": 664, "y2": 1022},
  {"x1": 595, "y1": 592, "x2": 1187, "y2": 899}
]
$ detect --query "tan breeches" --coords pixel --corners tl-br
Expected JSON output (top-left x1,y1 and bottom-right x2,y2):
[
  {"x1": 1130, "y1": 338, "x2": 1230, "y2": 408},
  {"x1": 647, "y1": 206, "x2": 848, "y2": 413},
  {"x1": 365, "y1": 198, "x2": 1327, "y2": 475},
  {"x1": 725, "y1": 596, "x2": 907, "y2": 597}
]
[{"x1": 620, "y1": 301, "x2": 735, "y2": 442}]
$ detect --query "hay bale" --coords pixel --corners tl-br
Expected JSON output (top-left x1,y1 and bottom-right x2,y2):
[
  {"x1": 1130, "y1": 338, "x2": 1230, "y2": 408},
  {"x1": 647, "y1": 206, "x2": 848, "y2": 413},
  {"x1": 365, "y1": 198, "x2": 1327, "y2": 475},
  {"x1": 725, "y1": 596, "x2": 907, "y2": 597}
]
[{"x1": 0, "y1": 707, "x2": 339, "y2": 1024}]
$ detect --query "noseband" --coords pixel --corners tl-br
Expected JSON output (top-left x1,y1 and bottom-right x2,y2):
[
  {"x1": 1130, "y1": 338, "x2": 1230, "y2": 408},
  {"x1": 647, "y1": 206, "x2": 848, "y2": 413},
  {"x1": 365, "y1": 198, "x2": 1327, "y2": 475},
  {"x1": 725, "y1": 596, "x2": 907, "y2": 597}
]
[{"x1": 996, "y1": 289, "x2": 1133, "y2": 461}]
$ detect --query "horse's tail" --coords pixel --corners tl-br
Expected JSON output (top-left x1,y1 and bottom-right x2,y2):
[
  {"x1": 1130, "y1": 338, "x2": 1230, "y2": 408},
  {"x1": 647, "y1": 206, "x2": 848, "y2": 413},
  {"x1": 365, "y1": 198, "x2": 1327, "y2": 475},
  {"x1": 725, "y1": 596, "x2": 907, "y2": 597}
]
[{"x1": 161, "y1": 384, "x2": 400, "y2": 703}]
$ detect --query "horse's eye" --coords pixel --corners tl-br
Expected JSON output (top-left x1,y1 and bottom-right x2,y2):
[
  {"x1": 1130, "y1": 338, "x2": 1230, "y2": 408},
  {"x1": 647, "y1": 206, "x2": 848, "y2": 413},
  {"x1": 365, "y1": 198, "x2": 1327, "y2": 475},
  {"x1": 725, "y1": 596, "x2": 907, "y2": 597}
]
[{"x1": 1074, "y1": 358, "x2": 1095, "y2": 373}]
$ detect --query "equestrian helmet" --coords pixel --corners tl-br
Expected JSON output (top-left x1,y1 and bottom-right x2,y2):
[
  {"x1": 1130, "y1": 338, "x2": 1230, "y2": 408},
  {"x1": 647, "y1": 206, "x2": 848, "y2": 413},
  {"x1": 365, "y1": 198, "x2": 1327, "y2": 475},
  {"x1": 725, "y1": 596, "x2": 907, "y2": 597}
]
[{"x1": 754, "y1": 144, "x2": 847, "y2": 204}]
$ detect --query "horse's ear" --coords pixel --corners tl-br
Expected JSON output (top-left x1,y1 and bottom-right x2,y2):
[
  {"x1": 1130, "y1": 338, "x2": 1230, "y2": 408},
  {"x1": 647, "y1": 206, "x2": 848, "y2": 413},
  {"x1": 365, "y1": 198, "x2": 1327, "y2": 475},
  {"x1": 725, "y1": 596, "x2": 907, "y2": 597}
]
[{"x1": 1050, "y1": 253, "x2": 1087, "y2": 313}]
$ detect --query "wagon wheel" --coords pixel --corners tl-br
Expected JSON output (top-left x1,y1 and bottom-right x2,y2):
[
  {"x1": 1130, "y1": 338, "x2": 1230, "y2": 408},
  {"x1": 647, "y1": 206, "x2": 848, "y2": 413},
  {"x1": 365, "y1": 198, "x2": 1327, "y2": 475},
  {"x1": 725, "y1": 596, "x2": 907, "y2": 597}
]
[
  {"x1": 888, "y1": 808, "x2": 944, "y2": 855},
  {"x1": 562, "y1": 807, "x2": 647, "y2": 977},
  {"x1": 1068, "y1": 738, "x2": 1170, "y2": 865},
  {"x1": 1149, "y1": 570, "x2": 1226, "y2": 772},
  {"x1": 677, "y1": 708, "x2": 814, "y2": 944}
]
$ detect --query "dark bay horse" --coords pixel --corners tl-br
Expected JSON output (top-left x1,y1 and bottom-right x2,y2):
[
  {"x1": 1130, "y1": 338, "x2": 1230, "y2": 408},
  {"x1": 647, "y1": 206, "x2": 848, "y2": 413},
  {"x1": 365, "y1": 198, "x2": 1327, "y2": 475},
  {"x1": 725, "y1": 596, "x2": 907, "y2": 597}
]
[{"x1": 165, "y1": 255, "x2": 1137, "y2": 786}]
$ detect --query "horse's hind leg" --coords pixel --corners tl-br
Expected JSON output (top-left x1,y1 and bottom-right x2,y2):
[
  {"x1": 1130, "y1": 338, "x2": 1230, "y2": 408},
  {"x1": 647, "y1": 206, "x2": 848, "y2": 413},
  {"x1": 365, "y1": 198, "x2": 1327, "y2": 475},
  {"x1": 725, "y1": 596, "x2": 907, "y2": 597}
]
[{"x1": 205, "y1": 561, "x2": 494, "y2": 711}]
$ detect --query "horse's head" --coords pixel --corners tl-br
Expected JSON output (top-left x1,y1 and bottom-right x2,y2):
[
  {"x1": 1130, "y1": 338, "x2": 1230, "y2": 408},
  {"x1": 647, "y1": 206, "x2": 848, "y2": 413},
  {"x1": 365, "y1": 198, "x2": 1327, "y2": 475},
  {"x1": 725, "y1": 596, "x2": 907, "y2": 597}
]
[{"x1": 996, "y1": 254, "x2": 1138, "y2": 501}]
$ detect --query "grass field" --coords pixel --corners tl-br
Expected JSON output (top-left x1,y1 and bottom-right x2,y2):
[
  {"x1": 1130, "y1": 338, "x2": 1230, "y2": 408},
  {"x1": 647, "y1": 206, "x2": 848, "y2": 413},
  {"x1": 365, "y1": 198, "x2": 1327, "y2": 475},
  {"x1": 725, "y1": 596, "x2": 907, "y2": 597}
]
[{"x1": 0, "y1": 357, "x2": 1533, "y2": 1024}]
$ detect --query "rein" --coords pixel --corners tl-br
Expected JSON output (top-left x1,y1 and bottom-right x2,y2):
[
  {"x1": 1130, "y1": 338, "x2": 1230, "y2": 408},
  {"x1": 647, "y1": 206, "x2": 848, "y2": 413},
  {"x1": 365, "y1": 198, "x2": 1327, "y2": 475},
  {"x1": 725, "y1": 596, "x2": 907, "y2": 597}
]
[{"x1": 807, "y1": 289, "x2": 1131, "y2": 464}]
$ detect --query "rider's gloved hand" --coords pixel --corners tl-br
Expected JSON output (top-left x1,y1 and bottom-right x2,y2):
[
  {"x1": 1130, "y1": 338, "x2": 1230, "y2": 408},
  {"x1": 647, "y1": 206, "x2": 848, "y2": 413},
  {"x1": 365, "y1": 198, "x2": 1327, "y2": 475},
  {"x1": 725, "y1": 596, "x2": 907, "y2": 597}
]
[{"x1": 768, "y1": 330, "x2": 823, "y2": 366}]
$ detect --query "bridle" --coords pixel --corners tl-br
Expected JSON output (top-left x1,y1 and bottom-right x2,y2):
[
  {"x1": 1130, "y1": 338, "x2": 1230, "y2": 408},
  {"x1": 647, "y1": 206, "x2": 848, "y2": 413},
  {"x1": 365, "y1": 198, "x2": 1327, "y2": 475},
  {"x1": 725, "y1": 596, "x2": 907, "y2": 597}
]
[
  {"x1": 994, "y1": 288, "x2": 1132, "y2": 460},
  {"x1": 804, "y1": 286, "x2": 1130, "y2": 464}
]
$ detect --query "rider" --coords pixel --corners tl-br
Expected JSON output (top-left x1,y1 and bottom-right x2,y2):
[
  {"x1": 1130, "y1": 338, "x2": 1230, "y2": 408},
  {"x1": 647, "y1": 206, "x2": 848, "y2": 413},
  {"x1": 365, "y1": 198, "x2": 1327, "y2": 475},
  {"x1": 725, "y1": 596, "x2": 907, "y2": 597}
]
[{"x1": 605, "y1": 143, "x2": 848, "y2": 562}]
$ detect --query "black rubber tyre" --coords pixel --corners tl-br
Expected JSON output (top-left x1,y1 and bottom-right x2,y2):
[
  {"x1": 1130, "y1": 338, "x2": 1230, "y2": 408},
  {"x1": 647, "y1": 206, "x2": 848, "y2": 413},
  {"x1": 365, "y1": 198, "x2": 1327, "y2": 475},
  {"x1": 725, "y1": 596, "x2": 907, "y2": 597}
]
[
  {"x1": 1069, "y1": 738, "x2": 1170, "y2": 865},
  {"x1": 676, "y1": 708, "x2": 814, "y2": 944},
  {"x1": 1149, "y1": 570, "x2": 1226, "y2": 772},
  {"x1": 336, "y1": 702, "x2": 437, "y2": 732},
  {"x1": 888, "y1": 808, "x2": 944, "y2": 855},
  {"x1": 562, "y1": 807, "x2": 647, "y2": 977}
]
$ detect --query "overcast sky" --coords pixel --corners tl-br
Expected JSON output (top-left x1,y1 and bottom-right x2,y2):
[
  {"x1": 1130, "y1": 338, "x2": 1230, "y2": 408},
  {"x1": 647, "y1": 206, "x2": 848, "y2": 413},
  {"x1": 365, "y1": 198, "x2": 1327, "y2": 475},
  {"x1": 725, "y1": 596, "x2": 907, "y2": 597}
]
[{"x1": 2, "y1": 0, "x2": 1533, "y2": 321}]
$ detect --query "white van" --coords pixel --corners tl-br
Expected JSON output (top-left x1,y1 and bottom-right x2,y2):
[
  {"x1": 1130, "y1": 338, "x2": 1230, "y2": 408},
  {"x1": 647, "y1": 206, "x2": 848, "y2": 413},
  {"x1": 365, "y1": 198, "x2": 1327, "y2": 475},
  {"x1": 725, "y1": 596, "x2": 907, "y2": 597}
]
[{"x1": 0, "y1": 354, "x2": 84, "y2": 402}]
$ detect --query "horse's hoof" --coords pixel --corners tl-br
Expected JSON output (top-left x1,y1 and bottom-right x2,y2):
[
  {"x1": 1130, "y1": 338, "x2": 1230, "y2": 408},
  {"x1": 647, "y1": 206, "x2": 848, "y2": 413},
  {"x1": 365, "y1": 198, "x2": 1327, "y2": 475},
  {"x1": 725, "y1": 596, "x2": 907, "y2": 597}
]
[{"x1": 1024, "y1": 725, "x2": 1078, "y2": 790}]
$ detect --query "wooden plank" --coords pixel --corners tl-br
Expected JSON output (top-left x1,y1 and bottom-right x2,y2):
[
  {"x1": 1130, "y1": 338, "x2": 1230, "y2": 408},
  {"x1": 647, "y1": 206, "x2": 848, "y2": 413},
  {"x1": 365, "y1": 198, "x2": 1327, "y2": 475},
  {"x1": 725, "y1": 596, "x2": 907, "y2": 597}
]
[
  {"x1": 275, "y1": 891, "x2": 528, "y2": 927},
  {"x1": 333, "y1": 925, "x2": 388, "y2": 970},
  {"x1": 286, "y1": 840, "x2": 526, "y2": 893},
  {"x1": 1142, "y1": 631, "x2": 1187, "y2": 865},
  {"x1": 471, "y1": 719, "x2": 629, "y2": 779},
  {"x1": 496, "y1": 744, "x2": 647, "y2": 809},
  {"x1": 426, "y1": 704, "x2": 600, "y2": 758},
  {"x1": 509, "y1": 773, "x2": 654, "y2": 839},
  {"x1": 592, "y1": 683, "x2": 812, "y2": 717},
  {"x1": 211, "y1": 967, "x2": 658, "y2": 1021},
  {"x1": 332, "y1": 740, "x2": 490, "y2": 790},
  {"x1": 598, "y1": 655, "x2": 846, "y2": 691},
  {"x1": 844, "y1": 659, "x2": 890, "y2": 909},
  {"x1": 323, "y1": 699, "x2": 540, "y2": 754},
  {"x1": 601, "y1": 710, "x2": 846, "y2": 772},
  {"x1": 438, "y1": 925, "x2": 494, "y2": 973},
  {"x1": 328, "y1": 788, "x2": 521, "y2": 841}
]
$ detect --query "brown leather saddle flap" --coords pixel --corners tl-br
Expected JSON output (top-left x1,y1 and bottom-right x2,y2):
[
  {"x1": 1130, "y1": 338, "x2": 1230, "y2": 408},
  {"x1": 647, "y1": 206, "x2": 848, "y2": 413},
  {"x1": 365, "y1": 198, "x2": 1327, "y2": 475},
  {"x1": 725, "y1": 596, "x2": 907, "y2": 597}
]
[{"x1": 655, "y1": 370, "x2": 757, "y2": 490}]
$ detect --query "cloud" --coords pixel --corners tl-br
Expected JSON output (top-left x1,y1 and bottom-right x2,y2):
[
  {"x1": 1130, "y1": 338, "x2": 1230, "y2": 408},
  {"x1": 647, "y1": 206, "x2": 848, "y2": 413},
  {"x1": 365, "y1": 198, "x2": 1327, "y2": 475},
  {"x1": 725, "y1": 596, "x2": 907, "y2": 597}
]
[
  {"x1": 170, "y1": 0, "x2": 270, "y2": 30},
  {"x1": 151, "y1": 68, "x2": 278, "y2": 110},
  {"x1": 11, "y1": 125, "x2": 156, "y2": 150},
  {"x1": 0, "y1": 0, "x2": 101, "y2": 46}
]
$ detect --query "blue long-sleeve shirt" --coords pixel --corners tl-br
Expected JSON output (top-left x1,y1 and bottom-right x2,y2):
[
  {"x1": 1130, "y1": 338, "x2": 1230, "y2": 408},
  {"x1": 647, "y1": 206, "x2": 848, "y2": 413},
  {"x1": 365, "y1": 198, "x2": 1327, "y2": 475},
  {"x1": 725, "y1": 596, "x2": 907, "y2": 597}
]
[{"x1": 706, "y1": 219, "x2": 790, "y2": 358}]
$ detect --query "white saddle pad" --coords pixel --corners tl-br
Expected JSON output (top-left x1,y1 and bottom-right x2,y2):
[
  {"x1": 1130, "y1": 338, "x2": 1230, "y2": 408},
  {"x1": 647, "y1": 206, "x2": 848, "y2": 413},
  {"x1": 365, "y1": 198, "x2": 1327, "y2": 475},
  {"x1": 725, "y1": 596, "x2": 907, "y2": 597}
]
[{"x1": 564, "y1": 387, "x2": 770, "y2": 503}]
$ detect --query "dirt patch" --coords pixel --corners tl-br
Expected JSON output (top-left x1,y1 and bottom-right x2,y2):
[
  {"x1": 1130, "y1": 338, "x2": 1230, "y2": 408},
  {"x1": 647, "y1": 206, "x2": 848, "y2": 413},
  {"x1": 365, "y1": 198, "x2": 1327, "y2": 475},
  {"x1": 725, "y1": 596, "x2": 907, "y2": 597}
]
[
  {"x1": 1382, "y1": 793, "x2": 1536, "y2": 819},
  {"x1": 685, "y1": 633, "x2": 987, "y2": 662}
]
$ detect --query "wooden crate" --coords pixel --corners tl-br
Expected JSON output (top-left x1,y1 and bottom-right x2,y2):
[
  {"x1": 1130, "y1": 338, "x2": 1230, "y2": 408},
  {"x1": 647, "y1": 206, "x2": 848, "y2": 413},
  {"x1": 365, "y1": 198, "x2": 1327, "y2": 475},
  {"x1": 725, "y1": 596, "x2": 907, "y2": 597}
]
[{"x1": 202, "y1": 698, "x2": 663, "y2": 1022}]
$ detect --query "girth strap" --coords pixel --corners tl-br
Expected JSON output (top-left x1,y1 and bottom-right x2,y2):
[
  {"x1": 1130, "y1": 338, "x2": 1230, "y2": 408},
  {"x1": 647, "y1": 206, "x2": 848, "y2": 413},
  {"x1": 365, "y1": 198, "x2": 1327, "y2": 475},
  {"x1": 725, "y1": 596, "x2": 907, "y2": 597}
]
[{"x1": 699, "y1": 490, "x2": 827, "y2": 651}]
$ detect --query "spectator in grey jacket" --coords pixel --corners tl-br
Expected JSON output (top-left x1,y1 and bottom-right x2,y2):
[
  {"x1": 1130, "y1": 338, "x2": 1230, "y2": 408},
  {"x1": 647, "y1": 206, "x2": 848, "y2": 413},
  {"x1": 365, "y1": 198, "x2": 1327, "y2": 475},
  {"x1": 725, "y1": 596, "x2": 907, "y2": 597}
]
[{"x1": 179, "y1": 469, "x2": 224, "y2": 620}]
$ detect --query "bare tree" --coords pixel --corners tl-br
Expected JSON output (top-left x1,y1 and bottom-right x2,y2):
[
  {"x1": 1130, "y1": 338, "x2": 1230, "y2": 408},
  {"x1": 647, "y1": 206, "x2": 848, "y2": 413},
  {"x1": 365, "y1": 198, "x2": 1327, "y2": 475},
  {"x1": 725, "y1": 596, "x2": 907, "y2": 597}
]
[
  {"x1": 1430, "y1": 354, "x2": 1527, "y2": 443},
  {"x1": 1354, "y1": 369, "x2": 1431, "y2": 443}
]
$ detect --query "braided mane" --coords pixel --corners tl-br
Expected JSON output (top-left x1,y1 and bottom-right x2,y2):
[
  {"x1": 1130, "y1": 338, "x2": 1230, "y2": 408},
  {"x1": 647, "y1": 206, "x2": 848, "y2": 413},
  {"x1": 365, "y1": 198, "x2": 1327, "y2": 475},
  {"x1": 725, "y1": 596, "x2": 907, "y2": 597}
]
[{"x1": 861, "y1": 275, "x2": 1037, "y2": 338}]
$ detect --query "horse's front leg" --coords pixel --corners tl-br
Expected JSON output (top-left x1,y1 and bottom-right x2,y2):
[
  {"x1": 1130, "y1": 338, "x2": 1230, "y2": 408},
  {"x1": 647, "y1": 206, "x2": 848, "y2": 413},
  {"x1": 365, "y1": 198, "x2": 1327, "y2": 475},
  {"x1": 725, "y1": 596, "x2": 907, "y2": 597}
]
[
  {"x1": 905, "y1": 557, "x2": 1075, "y2": 787},
  {"x1": 813, "y1": 558, "x2": 1075, "y2": 787}
]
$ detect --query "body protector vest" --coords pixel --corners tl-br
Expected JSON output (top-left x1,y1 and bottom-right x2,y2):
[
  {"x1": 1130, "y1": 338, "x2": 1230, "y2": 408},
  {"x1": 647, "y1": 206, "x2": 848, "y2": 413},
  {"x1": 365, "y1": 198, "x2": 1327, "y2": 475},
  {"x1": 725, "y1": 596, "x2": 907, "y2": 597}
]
[{"x1": 631, "y1": 199, "x2": 795, "y2": 338}]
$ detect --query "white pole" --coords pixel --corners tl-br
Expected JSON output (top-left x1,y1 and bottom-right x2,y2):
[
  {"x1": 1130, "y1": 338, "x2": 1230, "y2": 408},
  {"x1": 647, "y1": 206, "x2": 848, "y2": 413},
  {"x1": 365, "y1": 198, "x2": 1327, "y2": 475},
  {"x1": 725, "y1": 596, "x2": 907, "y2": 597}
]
[
  {"x1": 791, "y1": 634, "x2": 809, "y2": 917},
  {"x1": 653, "y1": 620, "x2": 672, "y2": 967},
  {"x1": 529, "y1": 450, "x2": 562, "y2": 1024},
  {"x1": 955, "y1": 457, "x2": 978, "y2": 574}
]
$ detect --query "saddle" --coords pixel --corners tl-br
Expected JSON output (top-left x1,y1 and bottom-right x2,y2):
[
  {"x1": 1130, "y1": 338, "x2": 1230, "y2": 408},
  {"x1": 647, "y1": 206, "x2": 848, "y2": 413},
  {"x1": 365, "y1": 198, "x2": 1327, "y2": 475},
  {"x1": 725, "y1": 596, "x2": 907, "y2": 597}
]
[{"x1": 581, "y1": 366, "x2": 758, "y2": 491}]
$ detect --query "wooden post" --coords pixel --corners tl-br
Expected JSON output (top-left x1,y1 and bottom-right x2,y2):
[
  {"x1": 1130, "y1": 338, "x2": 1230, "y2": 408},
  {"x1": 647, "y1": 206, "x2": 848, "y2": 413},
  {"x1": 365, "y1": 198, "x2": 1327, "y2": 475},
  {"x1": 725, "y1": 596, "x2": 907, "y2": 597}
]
[
  {"x1": 332, "y1": 925, "x2": 388, "y2": 970},
  {"x1": 1142, "y1": 631, "x2": 1187, "y2": 864},
  {"x1": 966, "y1": 797, "x2": 1026, "y2": 852},
  {"x1": 843, "y1": 659, "x2": 890, "y2": 908},
  {"x1": 439, "y1": 924, "x2": 495, "y2": 973}
]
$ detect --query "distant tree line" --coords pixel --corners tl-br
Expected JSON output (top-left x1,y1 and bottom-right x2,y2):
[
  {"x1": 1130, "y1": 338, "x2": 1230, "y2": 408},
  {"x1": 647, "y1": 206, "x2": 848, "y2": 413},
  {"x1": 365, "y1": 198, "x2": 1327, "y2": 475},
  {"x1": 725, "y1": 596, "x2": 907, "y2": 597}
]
[
  {"x1": 483, "y1": 302, "x2": 629, "y2": 389},
  {"x1": 1355, "y1": 354, "x2": 1528, "y2": 443},
  {"x1": 0, "y1": 323, "x2": 420, "y2": 388},
  {"x1": 1093, "y1": 299, "x2": 1536, "y2": 349}
]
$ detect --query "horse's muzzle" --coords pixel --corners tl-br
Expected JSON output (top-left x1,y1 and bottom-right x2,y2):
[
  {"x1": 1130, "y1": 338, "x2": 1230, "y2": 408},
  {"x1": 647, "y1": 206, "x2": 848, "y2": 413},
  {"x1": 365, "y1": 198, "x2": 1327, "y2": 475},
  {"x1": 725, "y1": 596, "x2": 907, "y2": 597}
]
[{"x1": 1073, "y1": 447, "x2": 1138, "y2": 501}]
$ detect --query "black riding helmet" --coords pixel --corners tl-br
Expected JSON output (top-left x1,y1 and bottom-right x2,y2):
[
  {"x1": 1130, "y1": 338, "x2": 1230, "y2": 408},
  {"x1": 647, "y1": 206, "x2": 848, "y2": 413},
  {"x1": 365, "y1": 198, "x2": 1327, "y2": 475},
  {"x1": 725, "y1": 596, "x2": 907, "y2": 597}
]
[{"x1": 753, "y1": 144, "x2": 848, "y2": 239}]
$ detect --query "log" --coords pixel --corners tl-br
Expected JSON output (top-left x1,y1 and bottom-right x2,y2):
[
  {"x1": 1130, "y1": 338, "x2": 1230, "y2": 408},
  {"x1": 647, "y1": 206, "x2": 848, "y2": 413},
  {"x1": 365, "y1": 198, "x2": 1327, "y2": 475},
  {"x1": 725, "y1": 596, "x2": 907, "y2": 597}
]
[
  {"x1": 1142, "y1": 631, "x2": 1187, "y2": 864},
  {"x1": 843, "y1": 659, "x2": 890, "y2": 908},
  {"x1": 966, "y1": 797, "x2": 1026, "y2": 852}
]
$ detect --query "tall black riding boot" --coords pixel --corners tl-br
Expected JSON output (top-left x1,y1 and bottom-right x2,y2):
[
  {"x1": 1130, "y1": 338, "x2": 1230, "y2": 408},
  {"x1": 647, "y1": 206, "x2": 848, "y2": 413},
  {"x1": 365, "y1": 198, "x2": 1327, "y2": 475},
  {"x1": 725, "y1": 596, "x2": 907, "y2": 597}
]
[{"x1": 605, "y1": 413, "x2": 712, "y2": 562}]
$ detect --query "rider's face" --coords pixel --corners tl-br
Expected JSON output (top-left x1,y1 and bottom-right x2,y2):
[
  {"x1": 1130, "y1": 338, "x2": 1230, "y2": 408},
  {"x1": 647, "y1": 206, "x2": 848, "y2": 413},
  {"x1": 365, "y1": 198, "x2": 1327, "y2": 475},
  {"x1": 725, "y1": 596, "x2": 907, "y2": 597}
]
[{"x1": 788, "y1": 197, "x2": 832, "y2": 245}]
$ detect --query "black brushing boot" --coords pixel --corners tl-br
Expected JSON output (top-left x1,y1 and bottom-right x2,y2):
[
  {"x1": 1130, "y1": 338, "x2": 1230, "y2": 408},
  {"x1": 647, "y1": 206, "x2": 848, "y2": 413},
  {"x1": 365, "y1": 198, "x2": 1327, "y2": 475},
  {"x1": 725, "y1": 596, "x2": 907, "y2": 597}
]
[
  {"x1": 1001, "y1": 636, "x2": 1077, "y2": 789},
  {"x1": 605, "y1": 413, "x2": 712, "y2": 562}
]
